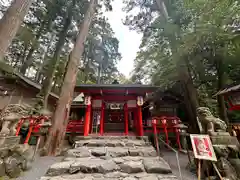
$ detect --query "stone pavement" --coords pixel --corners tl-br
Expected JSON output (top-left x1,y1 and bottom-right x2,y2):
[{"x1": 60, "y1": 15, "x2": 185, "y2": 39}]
[{"x1": 41, "y1": 136, "x2": 178, "y2": 180}]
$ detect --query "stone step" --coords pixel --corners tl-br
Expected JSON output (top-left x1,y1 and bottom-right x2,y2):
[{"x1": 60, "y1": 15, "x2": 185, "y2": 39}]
[
  {"x1": 41, "y1": 172, "x2": 178, "y2": 180},
  {"x1": 42, "y1": 137, "x2": 177, "y2": 180},
  {"x1": 65, "y1": 146, "x2": 157, "y2": 158},
  {"x1": 74, "y1": 139, "x2": 151, "y2": 148},
  {"x1": 45, "y1": 156, "x2": 172, "y2": 177},
  {"x1": 74, "y1": 136, "x2": 149, "y2": 141}
]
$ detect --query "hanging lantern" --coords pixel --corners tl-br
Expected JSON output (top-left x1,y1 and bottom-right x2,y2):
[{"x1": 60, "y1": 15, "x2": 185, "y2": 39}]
[
  {"x1": 137, "y1": 96, "x2": 144, "y2": 106},
  {"x1": 161, "y1": 119, "x2": 167, "y2": 124},
  {"x1": 152, "y1": 119, "x2": 157, "y2": 125},
  {"x1": 84, "y1": 96, "x2": 91, "y2": 105}
]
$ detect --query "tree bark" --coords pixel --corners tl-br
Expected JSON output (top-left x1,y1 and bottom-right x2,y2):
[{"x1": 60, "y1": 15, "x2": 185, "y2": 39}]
[
  {"x1": 44, "y1": 0, "x2": 97, "y2": 156},
  {"x1": 0, "y1": 0, "x2": 33, "y2": 61},
  {"x1": 216, "y1": 58, "x2": 229, "y2": 124},
  {"x1": 39, "y1": 3, "x2": 74, "y2": 109}
]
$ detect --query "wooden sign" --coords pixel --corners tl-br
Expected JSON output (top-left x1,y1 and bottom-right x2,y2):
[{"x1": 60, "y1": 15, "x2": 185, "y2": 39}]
[
  {"x1": 110, "y1": 103, "x2": 121, "y2": 110},
  {"x1": 190, "y1": 134, "x2": 217, "y2": 161}
]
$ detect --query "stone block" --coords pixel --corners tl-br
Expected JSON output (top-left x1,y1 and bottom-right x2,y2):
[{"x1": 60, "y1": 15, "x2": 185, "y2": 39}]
[
  {"x1": 69, "y1": 158, "x2": 103, "y2": 173},
  {"x1": 211, "y1": 135, "x2": 239, "y2": 146},
  {"x1": 104, "y1": 172, "x2": 128, "y2": 178},
  {"x1": 143, "y1": 157, "x2": 172, "y2": 174},
  {"x1": 0, "y1": 136, "x2": 20, "y2": 150},
  {"x1": 120, "y1": 161, "x2": 144, "y2": 173},
  {"x1": 46, "y1": 161, "x2": 74, "y2": 176},
  {"x1": 108, "y1": 147, "x2": 129, "y2": 157},
  {"x1": 122, "y1": 177, "x2": 138, "y2": 180},
  {"x1": 66, "y1": 147, "x2": 91, "y2": 158},
  {"x1": 91, "y1": 147, "x2": 107, "y2": 157},
  {"x1": 0, "y1": 158, "x2": 6, "y2": 177},
  {"x1": 4, "y1": 155, "x2": 22, "y2": 178},
  {"x1": 98, "y1": 160, "x2": 120, "y2": 173},
  {"x1": 138, "y1": 174, "x2": 158, "y2": 180}
]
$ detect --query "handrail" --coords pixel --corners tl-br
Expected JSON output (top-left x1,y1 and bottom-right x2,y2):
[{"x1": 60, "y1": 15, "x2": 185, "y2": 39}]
[
  {"x1": 152, "y1": 119, "x2": 182, "y2": 180},
  {"x1": 158, "y1": 137, "x2": 183, "y2": 180}
]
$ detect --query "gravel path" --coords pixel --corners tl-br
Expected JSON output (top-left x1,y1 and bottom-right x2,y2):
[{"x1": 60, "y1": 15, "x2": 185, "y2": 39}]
[
  {"x1": 161, "y1": 150, "x2": 197, "y2": 180},
  {"x1": 16, "y1": 156, "x2": 62, "y2": 180}
]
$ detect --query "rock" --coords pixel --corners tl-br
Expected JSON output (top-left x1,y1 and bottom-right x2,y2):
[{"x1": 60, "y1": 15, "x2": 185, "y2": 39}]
[
  {"x1": 69, "y1": 158, "x2": 103, "y2": 173},
  {"x1": 108, "y1": 147, "x2": 129, "y2": 157},
  {"x1": 139, "y1": 174, "x2": 158, "y2": 180},
  {"x1": 21, "y1": 158, "x2": 32, "y2": 171},
  {"x1": 98, "y1": 160, "x2": 119, "y2": 173},
  {"x1": 122, "y1": 156, "x2": 142, "y2": 162},
  {"x1": 143, "y1": 158, "x2": 172, "y2": 174},
  {"x1": 113, "y1": 157, "x2": 125, "y2": 164},
  {"x1": 12, "y1": 153, "x2": 31, "y2": 171},
  {"x1": 91, "y1": 148, "x2": 106, "y2": 157},
  {"x1": 104, "y1": 172, "x2": 128, "y2": 178},
  {"x1": 133, "y1": 172, "x2": 148, "y2": 178},
  {"x1": 4, "y1": 156, "x2": 22, "y2": 178},
  {"x1": 13, "y1": 144, "x2": 34, "y2": 161},
  {"x1": 0, "y1": 158, "x2": 6, "y2": 176},
  {"x1": 128, "y1": 148, "x2": 140, "y2": 156},
  {"x1": 0, "y1": 149, "x2": 9, "y2": 158},
  {"x1": 122, "y1": 177, "x2": 138, "y2": 180},
  {"x1": 229, "y1": 158, "x2": 240, "y2": 177},
  {"x1": 120, "y1": 161, "x2": 144, "y2": 173},
  {"x1": 66, "y1": 147, "x2": 91, "y2": 158},
  {"x1": 157, "y1": 174, "x2": 178, "y2": 180},
  {"x1": 46, "y1": 161, "x2": 74, "y2": 176}
]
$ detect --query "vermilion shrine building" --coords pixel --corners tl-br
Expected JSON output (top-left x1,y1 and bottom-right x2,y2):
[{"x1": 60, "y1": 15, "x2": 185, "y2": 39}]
[
  {"x1": 68, "y1": 84, "x2": 184, "y2": 138},
  {"x1": 69, "y1": 84, "x2": 157, "y2": 136}
]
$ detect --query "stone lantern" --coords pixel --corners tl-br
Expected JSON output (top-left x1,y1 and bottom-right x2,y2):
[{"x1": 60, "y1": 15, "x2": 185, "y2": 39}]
[
  {"x1": 0, "y1": 113, "x2": 20, "y2": 136},
  {"x1": 174, "y1": 123, "x2": 188, "y2": 151}
]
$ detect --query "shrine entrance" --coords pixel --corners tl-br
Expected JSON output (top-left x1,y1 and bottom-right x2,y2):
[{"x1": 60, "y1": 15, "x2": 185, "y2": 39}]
[{"x1": 104, "y1": 102, "x2": 125, "y2": 133}]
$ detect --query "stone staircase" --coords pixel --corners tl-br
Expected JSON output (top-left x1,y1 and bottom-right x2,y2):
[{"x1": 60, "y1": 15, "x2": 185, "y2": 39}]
[{"x1": 41, "y1": 136, "x2": 178, "y2": 180}]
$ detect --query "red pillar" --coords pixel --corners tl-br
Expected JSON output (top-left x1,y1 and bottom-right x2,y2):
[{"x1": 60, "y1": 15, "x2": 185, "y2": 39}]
[
  {"x1": 100, "y1": 102, "x2": 104, "y2": 135},
  {"x1": 134, "y1": 109, "x2": 138, "y2": 135},
  {"x1": 124, "y1": 103, "x2": 129, "y2": 135},
  {"x1": 137, "y1": 105, "x2": 143, "y2": 136},
  {"x1": 84, "y1": 104, "x2": 91, "y2": 136}
]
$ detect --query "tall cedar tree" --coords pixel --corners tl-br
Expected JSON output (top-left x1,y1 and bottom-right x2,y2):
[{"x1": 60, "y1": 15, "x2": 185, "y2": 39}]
[
  {"x1": 0, "y1": 0, "x2": 33, "y2": 61},
  {"x1": 44, "y1": 0, "x2": 97, "y2": 155}
]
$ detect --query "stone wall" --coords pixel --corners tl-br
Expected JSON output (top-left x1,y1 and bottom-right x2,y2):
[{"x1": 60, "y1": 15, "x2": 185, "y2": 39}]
[{"x1": 0, "y1": 136, "x2": 34, "y2": 179}]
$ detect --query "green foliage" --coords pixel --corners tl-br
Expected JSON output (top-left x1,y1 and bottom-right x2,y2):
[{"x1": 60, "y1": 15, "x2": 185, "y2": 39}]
[
  {"x1": 125, "y1": 0, "x2": 240, "y2": 119},
  {"x1": 2, "y1": 0, "x2": 121, "y2": 95}
]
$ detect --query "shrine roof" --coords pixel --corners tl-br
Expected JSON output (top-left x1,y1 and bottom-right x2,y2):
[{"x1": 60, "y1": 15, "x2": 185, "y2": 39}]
[
  {"x1": 74, "y1": 84, "x2": 158, "y2": 95},
  {"x1": 75, "y1": 84, "x2": 157, "y2": 90},
  {"x1": 214, "y1": 84, "x2": 240, "y2": 96}
]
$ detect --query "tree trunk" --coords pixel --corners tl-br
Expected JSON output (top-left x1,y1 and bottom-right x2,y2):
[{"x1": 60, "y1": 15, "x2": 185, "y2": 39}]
[
  {"x1": 39, "y1": 7, "x2": 73, "y2": 109},
  {"x1": 44, "y1": 0, "x2": 97, "y2": 156},
  {"x1": 216, "y1": 58, "x2": 228, "y2": 124},
  {"x1": 0, "y1": 0, "x2": 33, "y2": 61},
  {"x1": 180, "y1": 61, "x2": 200, "y2": 133}
]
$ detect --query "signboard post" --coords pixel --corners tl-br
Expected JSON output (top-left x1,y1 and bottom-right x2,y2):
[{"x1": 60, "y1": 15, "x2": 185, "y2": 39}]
[{"x1": 190, "y1": 134, "x2": 223, "y2": 180}]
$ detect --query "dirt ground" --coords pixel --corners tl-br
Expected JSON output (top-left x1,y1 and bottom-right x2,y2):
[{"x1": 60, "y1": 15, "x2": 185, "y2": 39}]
[{"x1": 161, "y1": 150, "x2": 197, "y2": 180}]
